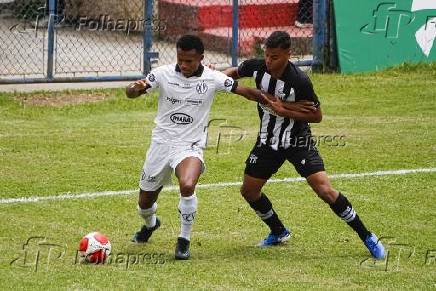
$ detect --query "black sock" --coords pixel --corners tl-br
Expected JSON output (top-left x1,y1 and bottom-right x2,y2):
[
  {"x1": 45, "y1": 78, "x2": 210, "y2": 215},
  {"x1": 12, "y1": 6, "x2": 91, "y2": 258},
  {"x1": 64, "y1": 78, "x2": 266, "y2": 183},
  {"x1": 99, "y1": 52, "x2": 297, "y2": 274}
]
[
  {"x1": 248, "y1": 193, "x2": 285, "y2": 235},
  {"x1": 329, "y1": 193, "x2": 371, "y2": 241}
]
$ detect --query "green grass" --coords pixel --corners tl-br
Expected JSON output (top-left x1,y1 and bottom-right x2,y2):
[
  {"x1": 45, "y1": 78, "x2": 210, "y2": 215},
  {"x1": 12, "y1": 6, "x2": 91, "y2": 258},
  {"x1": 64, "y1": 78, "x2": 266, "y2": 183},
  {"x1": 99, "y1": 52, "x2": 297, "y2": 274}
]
[{"x1": 1, "y1": 64, "x2": 435, "y2": 290}]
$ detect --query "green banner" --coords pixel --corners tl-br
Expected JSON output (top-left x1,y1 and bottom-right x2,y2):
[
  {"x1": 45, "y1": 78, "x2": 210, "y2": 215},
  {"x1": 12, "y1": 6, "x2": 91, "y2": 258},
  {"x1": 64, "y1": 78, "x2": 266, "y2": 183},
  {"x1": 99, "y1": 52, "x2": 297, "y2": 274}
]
[{"x1": 333, "y1": 0, "x2": 436, "y2": 72}]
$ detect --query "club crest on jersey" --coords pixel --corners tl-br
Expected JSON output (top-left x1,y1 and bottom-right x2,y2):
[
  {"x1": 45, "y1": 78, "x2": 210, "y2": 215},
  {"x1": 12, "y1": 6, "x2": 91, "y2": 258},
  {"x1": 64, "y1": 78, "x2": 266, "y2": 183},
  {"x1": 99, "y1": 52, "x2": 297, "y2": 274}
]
[
  {"x1": 196, "y1": 81, "x2": 208, "y2": 94},
  {"x1": 170, "y1": 113, "x2": 193, "y2": 125},
  {"x1": 277, "y1": 87, "x2": 286, "y2": 100}
]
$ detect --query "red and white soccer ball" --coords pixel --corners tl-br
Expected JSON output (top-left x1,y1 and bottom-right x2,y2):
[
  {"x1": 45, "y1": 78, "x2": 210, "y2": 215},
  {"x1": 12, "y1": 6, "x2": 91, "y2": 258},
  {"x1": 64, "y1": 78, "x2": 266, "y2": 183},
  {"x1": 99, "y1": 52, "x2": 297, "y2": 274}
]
[{"x1": 78, "y1": 232, "x2": 112, "y2": 264}]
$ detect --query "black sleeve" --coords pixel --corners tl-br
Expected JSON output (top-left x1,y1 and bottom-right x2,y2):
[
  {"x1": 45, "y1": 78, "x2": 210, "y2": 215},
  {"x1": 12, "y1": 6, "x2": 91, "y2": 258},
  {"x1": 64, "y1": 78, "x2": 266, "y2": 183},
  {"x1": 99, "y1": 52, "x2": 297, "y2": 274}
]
[
  {"x1": 297, "y1": 75, "x2": 320, "y2": 108},
  {"x1": 237, "y1": 59, "x2": 262, "y2": 78},
  {"x1": 230, "y1": 80, "x2": 239, "y2": 93}
]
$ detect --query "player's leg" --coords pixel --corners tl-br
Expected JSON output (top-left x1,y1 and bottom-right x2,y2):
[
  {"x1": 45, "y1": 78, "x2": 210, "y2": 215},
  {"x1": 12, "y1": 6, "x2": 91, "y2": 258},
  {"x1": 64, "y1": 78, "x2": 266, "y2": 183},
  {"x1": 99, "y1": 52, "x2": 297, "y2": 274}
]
[
  {"x1": 133, "y1": 187, "x2": 163, "y2": 243},
  {"x1": 171, "y1": 147, "x2": 204, "y2": 260},
  {"x1": 288, "y1": 144, "x2": 385, "y2": 259},
  {"x1": 242, "y1": 145, "x2": 290, "y2": 246},
  {"x1": 306, "y1": 171, "x2": 385, "y2": 259},
  {"x1": 132, "y1": 142, "x2": 172, "y2": 243},
  {"x1": 175, "y1": 156, "x2": 202, "y2": 240}
]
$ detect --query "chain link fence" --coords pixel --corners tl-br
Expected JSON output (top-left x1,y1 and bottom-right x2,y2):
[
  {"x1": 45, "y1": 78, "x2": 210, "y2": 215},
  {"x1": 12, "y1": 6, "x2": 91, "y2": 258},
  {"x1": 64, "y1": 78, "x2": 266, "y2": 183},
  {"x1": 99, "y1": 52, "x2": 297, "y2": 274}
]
[
  {"x1": 154, "y1": 0, "x2": 313, "y2": 67},
  {"x1": 0, "y1": 0, "x2": 46, "y2": 77},
  {"x1": 56, "y1": 0, "x2": 145, "y2": 77},
  {"x1": 0, "y1": 0, "x2": 317, "y2": 82}
]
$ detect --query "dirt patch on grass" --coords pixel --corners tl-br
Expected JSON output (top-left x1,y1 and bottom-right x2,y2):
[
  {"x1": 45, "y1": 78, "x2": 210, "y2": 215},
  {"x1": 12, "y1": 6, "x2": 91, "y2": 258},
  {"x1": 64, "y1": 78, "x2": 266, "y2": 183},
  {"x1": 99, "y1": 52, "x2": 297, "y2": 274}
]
[{"x1": 14, "y1": 92, "x2": 111, "y2": 107}]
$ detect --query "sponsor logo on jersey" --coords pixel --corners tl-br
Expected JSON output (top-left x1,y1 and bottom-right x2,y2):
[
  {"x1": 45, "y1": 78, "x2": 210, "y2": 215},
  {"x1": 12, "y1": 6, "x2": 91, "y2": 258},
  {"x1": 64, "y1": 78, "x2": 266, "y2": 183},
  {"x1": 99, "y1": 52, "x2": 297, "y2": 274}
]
[
  {"x1": 186, "y1": 98, "x2": 203, "y2": 106},
  {"x1": 166, "y1": 96, "x2": 182, "y2": 104},
  {"x1": 170, "y1": 113, "x2": 193, "y2": 125},
  {"x1": 168, "y1": 82, "x2": 191, "y2": 89},
  {"x1": 196, "y1": 81, "x2": 208, "y2": 94}
]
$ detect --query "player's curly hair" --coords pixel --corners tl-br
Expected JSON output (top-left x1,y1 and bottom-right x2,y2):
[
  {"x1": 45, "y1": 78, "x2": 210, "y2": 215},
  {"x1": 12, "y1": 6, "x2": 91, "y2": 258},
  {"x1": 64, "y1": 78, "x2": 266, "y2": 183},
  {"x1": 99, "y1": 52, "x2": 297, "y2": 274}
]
[
  {"x1": 265, "y1": 31, "x2": 291, "y2": 49},
  {"x1": 176, "y1": 34, "x2": 205, "y2": 54}
]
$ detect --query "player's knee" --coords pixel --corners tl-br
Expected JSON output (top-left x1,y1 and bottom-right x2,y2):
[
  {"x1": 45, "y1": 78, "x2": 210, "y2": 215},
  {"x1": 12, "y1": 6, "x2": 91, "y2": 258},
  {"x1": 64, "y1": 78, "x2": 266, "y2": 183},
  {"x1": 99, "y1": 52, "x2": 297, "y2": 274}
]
[
  {"x1": 138, "y1": 188, "x2": 158, "y2": 209},
  {"x1": 179, "y1": 179, "x2": 197, "y2": 195}
]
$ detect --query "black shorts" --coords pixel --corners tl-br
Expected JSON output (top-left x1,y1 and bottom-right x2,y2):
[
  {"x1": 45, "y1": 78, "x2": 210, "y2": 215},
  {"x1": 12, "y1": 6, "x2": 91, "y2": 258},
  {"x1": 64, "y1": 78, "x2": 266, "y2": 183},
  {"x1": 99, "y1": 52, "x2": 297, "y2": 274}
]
[{"x1": 244, "y1": 142, "x2": 325, "y2": 179}]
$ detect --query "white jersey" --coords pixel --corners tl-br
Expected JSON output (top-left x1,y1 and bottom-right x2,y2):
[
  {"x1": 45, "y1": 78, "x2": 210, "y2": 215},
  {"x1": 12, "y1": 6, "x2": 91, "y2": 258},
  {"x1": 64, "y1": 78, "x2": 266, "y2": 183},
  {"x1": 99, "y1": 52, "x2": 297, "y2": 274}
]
[{"x1": 144, "y1": 64, "x2": 237, "y2": 148}]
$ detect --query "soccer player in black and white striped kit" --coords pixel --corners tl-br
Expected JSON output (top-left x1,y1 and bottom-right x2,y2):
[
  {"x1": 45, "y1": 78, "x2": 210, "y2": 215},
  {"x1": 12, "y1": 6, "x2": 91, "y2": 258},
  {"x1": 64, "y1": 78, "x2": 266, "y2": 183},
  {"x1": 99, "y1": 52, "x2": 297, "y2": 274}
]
[{"x1": 224, "y1": 31, "x2": 385, "y2": 259}]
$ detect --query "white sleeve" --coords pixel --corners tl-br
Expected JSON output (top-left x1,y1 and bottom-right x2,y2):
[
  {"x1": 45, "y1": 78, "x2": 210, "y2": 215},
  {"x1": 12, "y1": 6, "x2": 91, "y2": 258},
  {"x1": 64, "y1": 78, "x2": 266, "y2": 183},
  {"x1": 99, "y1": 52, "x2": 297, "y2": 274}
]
[
  {"x1": 213, "y1": 70, "x2": 237, "y2": 93},
  {"x1": 144, "y1": 66, "x2": 164, "y2": 89}
]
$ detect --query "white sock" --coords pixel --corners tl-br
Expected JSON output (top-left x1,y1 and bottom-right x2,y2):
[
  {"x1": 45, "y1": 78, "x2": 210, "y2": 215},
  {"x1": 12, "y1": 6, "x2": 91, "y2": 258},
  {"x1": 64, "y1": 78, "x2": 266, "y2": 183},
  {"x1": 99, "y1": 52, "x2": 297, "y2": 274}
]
[
  {"x1": 178, "y1": 194, "x2": 198, "y2": 241},
  {"x1": 137, "y1": 203, "x2": 157, "y2": 228}
]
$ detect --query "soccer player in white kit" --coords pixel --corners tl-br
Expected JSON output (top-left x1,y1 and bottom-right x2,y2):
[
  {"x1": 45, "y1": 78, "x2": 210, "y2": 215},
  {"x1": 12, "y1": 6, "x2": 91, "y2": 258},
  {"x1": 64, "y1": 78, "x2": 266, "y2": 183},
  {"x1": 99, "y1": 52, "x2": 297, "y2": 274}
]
[{"x1": 126, "y1": 35, "x2": 265, "y2": 260}]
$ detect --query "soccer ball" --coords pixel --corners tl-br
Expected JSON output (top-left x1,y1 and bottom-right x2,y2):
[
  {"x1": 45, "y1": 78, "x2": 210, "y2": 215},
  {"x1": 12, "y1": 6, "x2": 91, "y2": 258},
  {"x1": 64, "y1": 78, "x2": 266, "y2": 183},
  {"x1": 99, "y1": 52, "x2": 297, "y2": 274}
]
[{"x1": 78, "y1": 232, "x2": 112, "y2": 264}]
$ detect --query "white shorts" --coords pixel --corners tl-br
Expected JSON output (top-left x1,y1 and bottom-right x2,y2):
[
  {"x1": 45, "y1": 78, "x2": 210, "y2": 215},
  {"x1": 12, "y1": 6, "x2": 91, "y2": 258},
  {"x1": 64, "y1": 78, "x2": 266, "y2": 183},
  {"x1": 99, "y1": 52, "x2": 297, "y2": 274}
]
[{"x1": 139, "y1": 141, "x2": 205, "y2": 191}]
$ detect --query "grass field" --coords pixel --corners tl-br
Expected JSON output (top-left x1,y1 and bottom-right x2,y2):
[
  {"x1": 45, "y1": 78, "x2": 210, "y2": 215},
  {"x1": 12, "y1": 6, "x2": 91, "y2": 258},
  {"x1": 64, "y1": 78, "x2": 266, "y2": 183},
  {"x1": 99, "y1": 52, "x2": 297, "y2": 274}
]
[{"x1": 1, "y1": 64, "x2": 435, "y2": 290}]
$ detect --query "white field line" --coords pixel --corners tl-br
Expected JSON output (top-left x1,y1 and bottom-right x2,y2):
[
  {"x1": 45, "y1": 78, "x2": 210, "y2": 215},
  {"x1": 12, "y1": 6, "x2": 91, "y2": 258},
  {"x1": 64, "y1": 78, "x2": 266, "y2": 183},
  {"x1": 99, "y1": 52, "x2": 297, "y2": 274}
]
[{"x1": 1, "y1": 167, "x2": 435, "y2": 205}]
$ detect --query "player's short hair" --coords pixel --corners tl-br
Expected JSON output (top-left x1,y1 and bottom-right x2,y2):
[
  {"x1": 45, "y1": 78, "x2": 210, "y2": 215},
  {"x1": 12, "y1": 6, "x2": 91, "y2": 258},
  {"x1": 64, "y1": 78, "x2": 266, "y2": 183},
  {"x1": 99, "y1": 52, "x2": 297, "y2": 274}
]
[
  {"x1": 176, "y1": 35, "x2": 205, "y2": 55},
  {"x1": 265, "y1": 31, "x2": 291, "y2": 50}
]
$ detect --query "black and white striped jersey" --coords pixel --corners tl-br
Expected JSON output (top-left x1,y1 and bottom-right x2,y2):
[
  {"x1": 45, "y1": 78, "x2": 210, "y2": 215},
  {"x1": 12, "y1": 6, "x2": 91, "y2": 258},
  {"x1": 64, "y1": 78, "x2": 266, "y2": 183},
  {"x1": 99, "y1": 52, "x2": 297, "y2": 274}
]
[{"x1": 237, "y1": 59, "x2": 320, "y2": 150}]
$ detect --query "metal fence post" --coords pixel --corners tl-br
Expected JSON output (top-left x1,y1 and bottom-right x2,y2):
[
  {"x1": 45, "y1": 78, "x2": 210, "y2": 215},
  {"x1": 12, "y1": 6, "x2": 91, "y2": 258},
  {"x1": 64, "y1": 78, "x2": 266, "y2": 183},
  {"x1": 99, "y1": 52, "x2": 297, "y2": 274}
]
[
  {"x1": 46, "y1": 0, "x2": 56, "y2": 80},
  {"x1": 313, "y1": 0, "x2": 328, "y2": 71},
  {"x1": 143, "y1": 0, "x2": 154, "y2": 75},
  {"x1": 231, "y1": 0, "x2": 239, "y2": 67}
]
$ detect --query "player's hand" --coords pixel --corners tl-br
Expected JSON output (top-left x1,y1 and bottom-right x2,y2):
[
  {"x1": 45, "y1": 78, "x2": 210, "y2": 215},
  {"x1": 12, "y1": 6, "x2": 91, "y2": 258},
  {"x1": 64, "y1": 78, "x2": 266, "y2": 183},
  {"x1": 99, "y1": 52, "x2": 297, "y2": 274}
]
[
  {"x1": 257, "y1": 91, "x2": 276, "y2": 105},
  {"x1": 126, "y1": 80, "x2": 148, "y2": 98},
  {"x1": 260, "y1": 92, "x2": 317, "y2": 114},
  {"x1": 281, "y1": 100, "x2": 318, "y2": 113}
]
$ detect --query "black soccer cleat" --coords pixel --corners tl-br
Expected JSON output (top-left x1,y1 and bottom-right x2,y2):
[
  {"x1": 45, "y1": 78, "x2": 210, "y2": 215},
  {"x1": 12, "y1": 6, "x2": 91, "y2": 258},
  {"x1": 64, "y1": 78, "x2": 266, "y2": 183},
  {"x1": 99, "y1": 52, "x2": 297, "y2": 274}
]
[
  {"x1": 174, "y1": 237, "x2": 190, "y2": 260},
  {"x1": 131, "y1": 217, "x2": 161, "y2": 243}
]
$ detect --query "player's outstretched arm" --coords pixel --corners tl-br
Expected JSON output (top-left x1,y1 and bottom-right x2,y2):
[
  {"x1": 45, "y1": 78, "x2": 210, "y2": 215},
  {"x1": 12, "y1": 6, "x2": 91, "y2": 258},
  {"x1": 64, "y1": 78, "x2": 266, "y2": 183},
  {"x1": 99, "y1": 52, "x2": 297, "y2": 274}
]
[
  {"x1": 126, "y1": 80, "x2": 151, "y2": 99},
  {"x1": 261, "y1": 92, "x2": 323, "y2": 123},
  {"x1": 233, "y1": 86, "x2": 269, "y2": 104}
]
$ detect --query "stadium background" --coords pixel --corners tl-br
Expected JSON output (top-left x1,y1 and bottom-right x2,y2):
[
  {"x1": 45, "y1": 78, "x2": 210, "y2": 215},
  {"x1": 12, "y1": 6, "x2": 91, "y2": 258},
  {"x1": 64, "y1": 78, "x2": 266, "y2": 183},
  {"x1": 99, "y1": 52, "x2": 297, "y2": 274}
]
[{"x1": 0, "y1": 0, "x2": 318, "y2": 83}]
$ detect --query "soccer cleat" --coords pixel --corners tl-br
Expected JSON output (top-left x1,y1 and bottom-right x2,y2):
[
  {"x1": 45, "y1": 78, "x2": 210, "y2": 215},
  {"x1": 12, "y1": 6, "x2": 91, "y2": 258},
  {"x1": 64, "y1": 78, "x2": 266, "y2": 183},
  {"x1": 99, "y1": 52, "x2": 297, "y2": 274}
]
[
  {"x1": 258, "y1": 228, "x2": 291, "y2": 247},
  {"x1": 175, "y1": 237, "x2": 190, "y2": 260},
  {"x1": 364, "y1": 233, "x2": 386, "y2": 260},
  {"x1": 131, "y1": 218, "x2": 161, "y2": 243}
]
